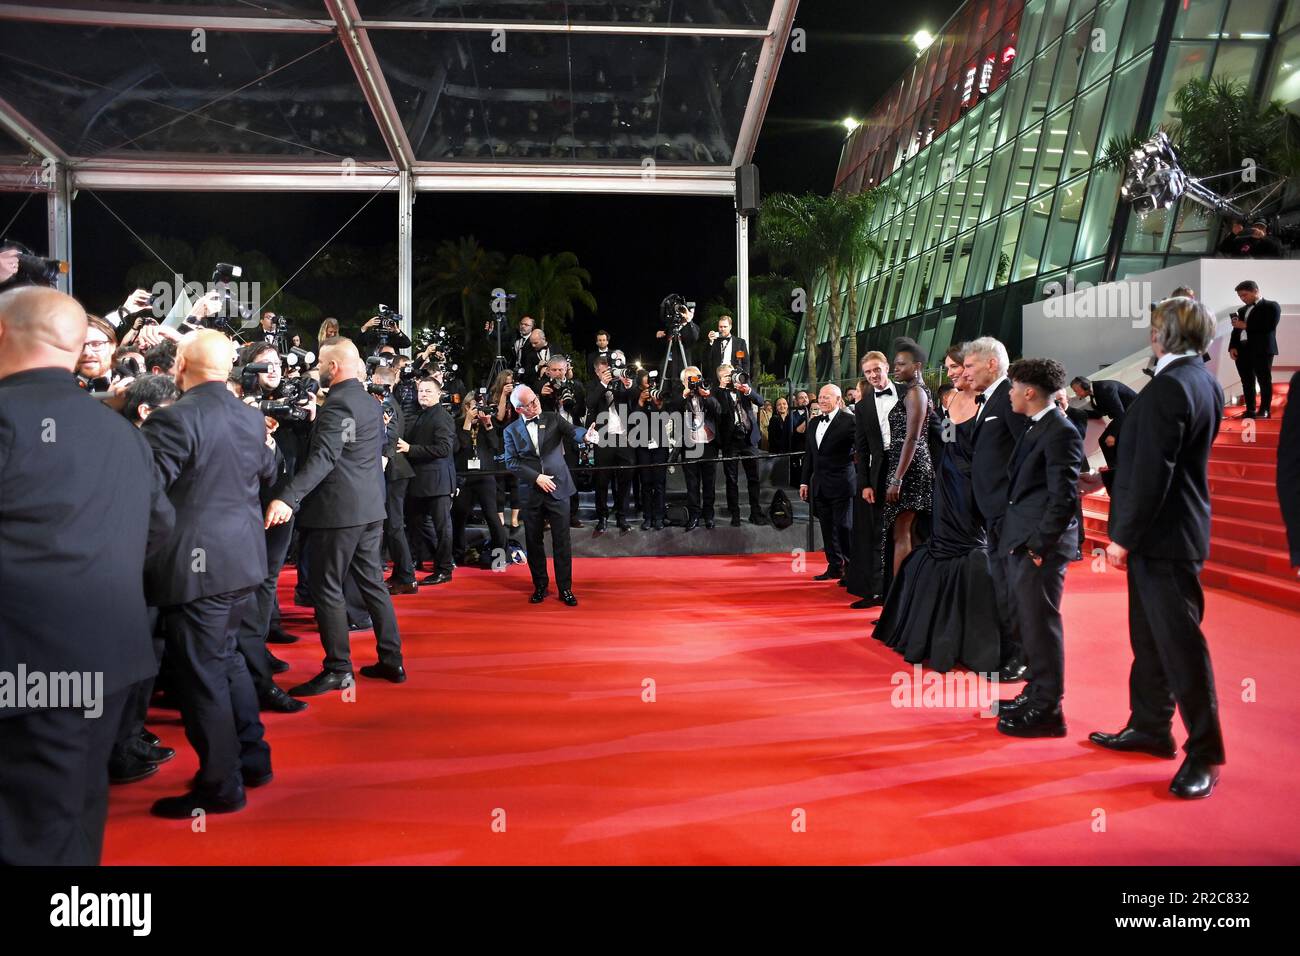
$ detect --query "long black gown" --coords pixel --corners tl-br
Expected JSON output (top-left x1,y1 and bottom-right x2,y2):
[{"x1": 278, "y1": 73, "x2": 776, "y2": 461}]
[{"x1": 871, "y1": 414, "x2": 999, "y2": 673}]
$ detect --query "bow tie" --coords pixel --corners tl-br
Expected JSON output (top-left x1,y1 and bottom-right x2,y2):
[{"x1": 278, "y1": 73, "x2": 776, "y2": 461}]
[
  {"x1": 719, "y1": 336, "x2": 731, "y2": 343},
  {"x1": 875, "y1": 388, "x2": 892, "y2": 398},
  {"x1": 975, "y1": 393, "x2": 987, "y2": 406}
]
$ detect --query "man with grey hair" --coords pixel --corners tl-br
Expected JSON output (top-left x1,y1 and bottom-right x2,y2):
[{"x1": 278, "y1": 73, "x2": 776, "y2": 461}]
[
  {"x1": 800, "y1": 384, "x2": 856, "y2": 581},
  {"x1": 964, "y1": 336, "x2": 1031, "y2": 682},
  {"x1": 1093, "y1": 297, "x2": 1226, "y2": 799}
]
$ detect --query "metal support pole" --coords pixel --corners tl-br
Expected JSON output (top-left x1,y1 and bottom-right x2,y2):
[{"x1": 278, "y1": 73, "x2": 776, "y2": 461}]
[
  {"x1": 46, "y1": 160, "x2": 71, "y2": 294},
  {"x1": 735, "y1": 209, "x2": 750, "y2": 344},
  {"x1": 398, "y1": 169, "x2": 413, "y2": 349}
]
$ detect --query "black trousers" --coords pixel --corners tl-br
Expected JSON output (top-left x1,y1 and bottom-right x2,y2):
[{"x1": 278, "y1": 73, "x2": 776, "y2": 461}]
[
  {"x1": 409, "y1": 492, "x2": 454, "y2": 577},
  {"x1": 384, "y1": 477, "x2": 416, "y2": 584},
  {"x1": 452, "y1": 476, "x2": 507, "y2": 563},
  {"x1": 0, "y1": 688, "x2": 127, "y2": 865},
  {"x1": 683, "y1": 443, "x2": 719, "y2": 520},
  {"x1": 1235, "y1": 348, "x2": 1274, "y2": 415},
  {"x1": 113, "y1": 607, "x2": 164, "y2": 761},
  {"x1": 296, "y1": 528, "x2": 369, "y2": 623},
  {"x1": 1009, "y1": 548, "x2": 1069, "y2": 708},
  {"x1": 161, "y1": 589, "x2": 271, "y2": 802},
  {"x1": 1125, "y1": 554, "x2": 1226, "y2": 763},
  {"x1": 235, "y1": 517, "x2": 294, "y2": 698},
  {"x1": 593, "y1": 446, "x2": 632, "y2": 520},
  {"x1": 722, "y1": 443, "x2": 763, "y2": 517},
  {"x1": 987, "y1": 521, "x2": 1022, "y2": 664},
  {"x1": 522, "y1": 489, "x2": 573, "y2": 590},
  {"x1": 846, "y1": 491, "x2": 885, "y2": 598},
  {"x1": 1099, "y1": 421, "x2": 1121, "y2": 469},
  {"x1": 636, "y1": 447, "x2": 669, "y2": 522},
  {"x1": 813, "y1": 491, "x2": 853, "y2": 573},
  {"x1": 306, "y1": 520, "x2": 403, "y2": 674}
]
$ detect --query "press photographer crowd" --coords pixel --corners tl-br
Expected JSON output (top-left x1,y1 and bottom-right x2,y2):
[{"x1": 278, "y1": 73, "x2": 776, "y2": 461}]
[{"x1": 0, "y1": 237, "x2": 1298, "y2": 867}]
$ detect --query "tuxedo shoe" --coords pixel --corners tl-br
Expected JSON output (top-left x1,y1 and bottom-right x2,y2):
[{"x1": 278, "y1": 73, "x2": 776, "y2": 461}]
[
  {"x1": 292, "y1": 590, "x2": 314, "y2": 608},
  {"x1": 1169, "y1": 756, "x2": 1220, "y2": 799},
  {"x1": 683, "y1": 519, "x2": 699, "y2": 532},
  {"x1": 617, "y1": 520, "x2": 632, "y2": 532},
  {"x1": 850, "y1": 595, "x2": 883, "y2": 609},
  {"x1": 559, "y1": 589, "x2": 579, "y2": 607},
  {"x1": 529, "y1": 586, "x2": 549, "y2": 604},
  {"x1": 387, "y1": 580, "x2": 418, "y2": 595},
  {"x1": 703, "y1": 519, "x2": 716, "y2": 529},
  {"x1": 360, "y1": 661, "x2": 407, "y2": 683},
  {"x1": 653, "y1": 520, "x2": 665, "y2": 530},
  {"x1": 261, "y1": 686, "x2": 308, "y2": 713},
  {"x1": 288, "y1": 670, "x2": 354, "y2": 697},
  {"x1": 595, "y1": 518, "x2": 608, "y2": 532},
  {"x1": 348, "y1": 618, "x2": 373, "y2": 632},
  {"x1": 419, "y1": 572, "x2": 453, "y2": 586},
  {"x1": 750, "y1": 513, "x2": 769, "y2": 526},
  {"x1": 109, "y1": 755, "x2": 159, "y2": 785},
  {"x1": 1088, "y1": 726, "x2": 1177, "y2": 759},
  {"x1": 730, "y1": 514, "x2": 742, "y2": 527},
  {"x1": 268, "y1": 652, "x2": 290, "y2": 674},
  {"x1": 995, "y1": 692, "x2": 1030, "y2": 719},
  {"x1": 569, "y1": 517, "x2": 583, "y2": 529},
  {"x1": 813, "y1": 568, "x2": 843, "y2": 581},
  {"x1": 997, "y1": 705, "x2": 1066, "y2": 738},
  {"x1": 140, "y1": 729, "x2": 161, "y2": 748},
  {"x1": 243, "y1": 769, "x2": 274, "y2": 789},
  {"x1": 131, "y1": 739, "x2": 175, "y2": 765},
  {"x1": 151, "y1": 788, "x2": 246, "y2": 819},
  {"x1": 998, "y1": 658, "x2": 1028, "y2": 682},
  {"x1": 641, "y1": 520, "x2": 653, "y2": 531},
  {"x1": 266, "y1": 627, "x2": 299, "y2": 645}
]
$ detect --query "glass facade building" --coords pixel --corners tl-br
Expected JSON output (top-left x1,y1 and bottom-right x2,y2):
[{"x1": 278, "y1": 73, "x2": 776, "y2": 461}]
[{"x1": 793, "y1": 0, "x2": 1300, "y2": 382}]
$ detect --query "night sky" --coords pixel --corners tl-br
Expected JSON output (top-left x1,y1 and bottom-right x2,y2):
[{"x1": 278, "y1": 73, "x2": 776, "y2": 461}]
[{"x1": 0, "y1": 1, "x2": 963, "y2": 374}]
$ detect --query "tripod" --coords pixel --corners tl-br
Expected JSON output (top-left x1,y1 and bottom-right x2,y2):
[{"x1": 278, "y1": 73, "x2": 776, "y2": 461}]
[
  {"x1": 486, "y1": 292, "x2": 517, "y2": 387},
  {"x1": 654, "y1": 324, "x2": 690, "y2": 399}
]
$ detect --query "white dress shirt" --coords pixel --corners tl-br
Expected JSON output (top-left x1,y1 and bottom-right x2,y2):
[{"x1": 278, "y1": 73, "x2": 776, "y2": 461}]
[
  {"x1": 873, "y1": 385, "x2": 898, "y2": 448},
  {"x1": 1154, "y1": 350, "x2": 1198, "y2": 375},
  {"x1": 815, "y1": 406, "x2": 839, "y2": 447}
]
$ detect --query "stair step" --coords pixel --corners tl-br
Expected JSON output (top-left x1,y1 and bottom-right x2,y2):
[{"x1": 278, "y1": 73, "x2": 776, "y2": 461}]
[
  {"x1": 1208, "y1": 459, "x2": 1277, "y2": 481},
  {"x1": 1208, "y1": 538, "x2": 1297, "y2": 580},
  {"x1": 1208, "y1": 476, "x2": 1280, "y2": 501},
  {"x1": 1201, "y1": 563, "x2": 1300, "y2": 611},
  {"x1": 1213, "y1": 493, "x2": 1282, "y2": 522},
  {"x1": 1211, "y1": 513, "x2": 1290, "y2": 550},
  {"x1": 1209, "y1": 442, "x2": 1281, "y2": 463},
  {"x1": 1215, "y1": 424, "x2": 1280, "y2": 448}
]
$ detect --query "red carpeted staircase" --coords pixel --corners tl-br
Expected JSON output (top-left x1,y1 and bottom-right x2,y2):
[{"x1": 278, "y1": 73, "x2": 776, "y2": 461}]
[{"x1": 1083, "y1": 368, "x2": 1298, "y2": 610}]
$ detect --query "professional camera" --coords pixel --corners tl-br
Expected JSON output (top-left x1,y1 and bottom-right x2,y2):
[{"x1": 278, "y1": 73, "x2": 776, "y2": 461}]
[
  {"x1": 376, "y1": 303, "x2": 403, "y2": 334},
  {"x1": 605, "y1": 350, "x2": 632, "y2": 386},
  {"x1": 260, "y1": 376, "x2": 319, "y2": 422},
  {"x1": 113, "y1": 355, "x2": 144, "y2": 380},
  {"x1": 206, "y1": 261, "x2": 254, "y2": 331},
  {"x1": 660, "y1": 293, "x2": 693, "y2": 335},
  {"x1": 1, "y1": 239, "x2": 67, "y2": 288},
  {"x1": 686, "y1": 373, "x2": 709, "y2": 396},
  {"x1": 366, "y1": 382, "x2": 392, "y2": 399},
  {"x1": 472, "y1": 387, "x2": 495, "y2": 417},
  {"x1": 731, "y1": 370, "x2": 750, "y2": 388},
  {"x1": 283, "y1": 345, "x2": 315, "y2": 371}
]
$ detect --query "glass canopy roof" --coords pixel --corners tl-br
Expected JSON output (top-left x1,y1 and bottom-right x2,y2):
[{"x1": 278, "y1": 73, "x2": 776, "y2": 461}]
[{"x1": 0, "y1": 0, "x2": 794, "y2": 193}]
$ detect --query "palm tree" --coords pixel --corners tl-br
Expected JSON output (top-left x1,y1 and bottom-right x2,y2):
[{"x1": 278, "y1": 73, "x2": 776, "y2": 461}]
[
  {"x1": 416, "y1": 236, "x2": 504, "y2": 350},
  {"x1": 506, "y1": 251, "x2": 597, "y2": 348}
]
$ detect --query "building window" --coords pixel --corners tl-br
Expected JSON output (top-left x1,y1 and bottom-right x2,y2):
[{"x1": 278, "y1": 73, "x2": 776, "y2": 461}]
[
  {"x1": 1175, "y1": 0, "x2": 1228, "y2": 38},
  {"x1": 1073, "y1": 165, "x2": 1121, "y2": 262},
  {"x1": 1223, "y1": 0, "x2": 1279, "y2": 36},
  {"x1": 1081, "y1": 0, "x2": 1131, "y2": 88}
]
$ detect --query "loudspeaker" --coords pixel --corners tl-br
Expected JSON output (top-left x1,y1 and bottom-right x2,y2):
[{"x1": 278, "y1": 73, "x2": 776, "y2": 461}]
[{"x1": 735, "y1": 164, "x2": 760, "y2": 216}]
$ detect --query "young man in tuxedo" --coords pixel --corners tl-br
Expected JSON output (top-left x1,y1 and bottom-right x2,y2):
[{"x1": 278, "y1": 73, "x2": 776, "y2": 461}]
[
  {"x1": 1228, "y1": 279, "x2": 1281, "y2": 419},
  {"x1": 800, "y1": 384, "x2": 856, "y2": 581},
  {"x1": 995, "y1": 359, "x2": 1083, "y2": 738},
  {"x1": 706, "y1": 315, "x2": 750, "y2": 385},
  {"x1": 847, "y1": 351, "x2": 893, "y2": 608},
  {"x1": 1095, "y1": 297, "x2": 1226, "y2": 799},
  {"x1": 503, "y1": 384, "x2": 599, "y2": 605},
  {"x1": 587, "y1": 329, "x2": 612, "y2": 376},
  {"x1": 1070, "y1": 375, "x2": 1137, "y2": 468},
  {"x1": 964, "y1": 337, "x2": 1031, "y2": 682}
]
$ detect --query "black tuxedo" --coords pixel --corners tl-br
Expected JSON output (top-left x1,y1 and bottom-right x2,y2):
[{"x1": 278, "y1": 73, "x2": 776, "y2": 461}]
[
  {"x1": 847, "y1": 394, "x2": 889, "y2": 598},
  {"x1": 0, "y1": 368, "x2": 173, "y2": 864},
  {"x1": 404, "y1": 402, "x2": 457, "y2": 577},
  {"x1": 802, "y1": 408, "x2": 856, "y2": 573},
  {"x1": 715, "y1": 385, "x2": 764, "y2": 520},
  {"x1": 504, "y1": 411, "x2": 589, "y2": 590},
  {"x1": 380, "y1": 398, "x2": 416, "y2": 585},
  {"x1": 1085, "y1": 379, "x2": 1138, "y2": 468},
  {"x1": 1002, "y1": 409, "x2": 1083, "y2": 711},
  {"x1": 707, "y1": 334, "x2": 751, "y2": 382},
  {"x1": 1281, "y1": 370, "x2": 1300, "y2": 567},
  {"x1": 586, "y1": 377, "x2": 635, "y2": 521},
  {"x1": 1109, "y1": 355, "x2": 1226, "y2": 764},
  {"x1": 587, "y1": 347, "x2": 612, "y2": 376},
  {"x1": 668, "y1": 391, "x2": 722, "y2": 522},
  {"x1": 1229, "y1": 298, "x2": 1281, "y2": 416},
  {"x1": 278, "y1": 377, "x2": 401, "y2": 675}
]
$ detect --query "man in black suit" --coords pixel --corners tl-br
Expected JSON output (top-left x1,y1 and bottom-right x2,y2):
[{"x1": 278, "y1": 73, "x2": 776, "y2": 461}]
[
  {"x1": 587, "y1": 329, "x2": 613, "y2": 376},
  {"x1": 800, "y1": 384, "x2": 856, "y2": 581},
  {"x1": 847, "y1": 351, "x2": 893, "y2": 607},
  {"x1": 964, "y1": 336, "x2": 1031, "y2": 681},
  {"x1": 585, "y1": 354, "x2": 635, "y2": 532},
  {"x1": 267, "y1": 337, "x2": 405, "y2": 695},
  {"x1": 1070, "y1": 375, "x2": 1137, "y2": 468},
  {"x1": 0, "y1": 287, "x2": 173, "y2": 862},
  {"x1": 668, "y1": 365, "x2": 722, "y2": 530},
  {"x1": 1056, "y1": 388, "x2": 1090, "y2": 559},
  {"x1": 372, "y1": 365, "x2": 417, "y2": 595},
  {"x1": 141, "y1": 329, "x2": 277, "y2": 818},
  {"x1": 995, "y1": 359, "x2": 1083, "y2": 738},
  {"x1": 714, "y1": 362, "x2": 768, "y2": 526},
  {"x1": 1094, "y1": 297, "x2": 1226, "y2": 799},
  {"x1": 788, "y1": 389, "x2": 811, "y2": 488},
  {"x1": 401, "y1": 377, "x2": 457, "y2": 586},
  {"x1": 1281, "y1": 370, "x2": 1300, "y2": 573},
  {"x1": 503, "y1": 384, "x2": 598, "y2": 605},
  {"x1": 706, "y1": 314, "x2": 751, "y2": 385},
  {"x1": 1229, "y1": 279, "x2": 1281, "y2": 419},
  {"x1": 511, "y1": 315, "x2": 535, "y2": 376}
]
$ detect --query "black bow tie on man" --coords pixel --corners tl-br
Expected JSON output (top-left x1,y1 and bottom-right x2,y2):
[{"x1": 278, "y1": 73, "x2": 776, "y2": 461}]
[{"x1": 875, "y1": 388, "x2": 892, "y2": 398}]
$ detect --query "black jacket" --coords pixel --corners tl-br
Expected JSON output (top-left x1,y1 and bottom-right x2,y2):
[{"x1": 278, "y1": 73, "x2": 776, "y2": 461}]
[
  {"x1": 767, "y1": 412, "x2": 792, "y2": 454},
  {"x1": 853, "y1": 395, "x2": 888, "y2": 494},
  {"x1": 1109, "y1": 356, "x2": 1224, "y2": 560},
  {"x1": 278, "y1": 377, "x2": 388, "y2": 528},
  {"x1": 707, "y1": 335, "x2": 751, "y2": 381},
  {"x1": 1228, "y1": 298, "x2": 1280, "y2": 356},
  {"x1": 970, "y1": 378, "x2": 1030, "y2": 529},
  {"x1": 802, "y1": 408, "x2": 856, "y2": 500},
  {"x1": 713, "y1": 385, "x2": 762, "y2": 449},
  {"x1": 999, "y1": 408, "x2": 1083, "y2": 558},
  {"x1": 1084, "y1": 379, "x2": 1138, "y2": 425},
  {"x1": 382, "y1": 398, "x2": 415, "y2": 483},
  {"x1": 404, "y1": 402, "x2": 458, "y2": 497},
  {"x1": 666, "y1": 391, "x2": 722, "y2": 448},
  {"x1": 141, "y1": 380, "x2": 276, "y2": 605},
  {"x1": 455, "y1": 417, "x2": 503, "y2": 478},
  {"x1": 0, "y1": 369, "x2": 174, "y2": 712},
  {"x1": 1280, "y1": 370, "x2": 1300, "y2": 567}
]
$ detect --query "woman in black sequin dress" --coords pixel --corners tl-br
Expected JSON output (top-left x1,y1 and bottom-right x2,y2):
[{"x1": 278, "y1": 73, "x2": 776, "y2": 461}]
[{"x1": 880, "y1": 341, "x2": 933, "y2": 578}]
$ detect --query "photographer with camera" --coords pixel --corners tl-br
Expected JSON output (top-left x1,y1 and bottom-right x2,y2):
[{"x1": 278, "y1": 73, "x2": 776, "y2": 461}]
[
  {"x1": 453, "y1": 395, "x2": 509, "y2": 569},
  {"x1": 399, "y1": 377, "x2": 458, "y2": 587},
  {"x1": 586, "y1": 352, "x2": 636, "y2": 533},
  {"x1": 629, "y1": 367, "x2": 669, "y2": 530},
  {"x1": 666, "y1": 364, "x2": 721, "y2": 531},
  {"x1": 656, "y1": 297, "x2": 700, "y2": 385},
  {"x1": 714, "y1": 363, "x2": 769, "y2": 526},
  {"x1": 512, "y1": 315, "x2": 536, "y2": 376},
  {"x1": 539, "y1": 355, "x2": 586, "y2": 529},
  {"x1": 588, "y1": 329, "x2": 614, "y2": 376},
  {"x1": 521, "y1": 327, "x2": 551, "y2": 390},
  {"x1": 365, "y1": 364, "x2": 419, "y2": 596},
  {"x1": 359, "y1": 305, "x2": 412, "y2": 354}
]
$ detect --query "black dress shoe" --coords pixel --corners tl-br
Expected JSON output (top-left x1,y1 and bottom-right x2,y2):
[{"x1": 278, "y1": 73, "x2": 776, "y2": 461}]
[
  {"x1": 109, "y1": 755, "x2": 159, "y2": 785},
  {"x1": 1169, "y1": 755, "x2": 1220, "y2": 799},
  {"x1": 730, "y1": 515, "x2": 742, "y2": 527},
  {"x1": 360, "y1": 661, "x2": 407, "y2": 683},
  {"x1": 529, "y1": 586, "x2": 549, "y2": 604},
  {"x1": 140, "y1": 742, "x2": 175, "y2": 764},
  {"x1": 750, "y1": 513, "x2": 769, "y2": 526},
  {"x1": 998, "y1": 659, "x2": 1028, "y2": 682},
  {"x1": 997, "y1": 705, "x2": 1066, "y2": 738},
  {"x1": 266, "y1": 628, "x2": 299, "y2": 645},
  {"x1": 595, "y1": 518, "x2": 608, "y2": 532},
  {"x1": 268, "y1": 652, "x2": 290, "y2": 674},
  {"x1": 849, "y1": 595, "x2": 883, "y2": 609},
  {"x1": 652, "y1": 520, "x2": 665, "y2": 530},
  {"x1": 288, "y1": 670, "x2": 354, "y2": 697},
  {"x1": 813, "y1": 568, "x2": 842, "y2": 581},
  {"x1": 139, "y1": 730, "x2": 161, "y2": 748},
  {"x1": 261, "y1": 685, "x2": 309, "y2": 713},
  {"x1": 703, "y1": 519, "x2": 716, "y2": 529},
  {"x1": 349, "y1": 618, "x2": 373, "y2": 632},
  {"x1": 419, "y1": 572, "x2": 453, "y2": 586},
  {"x1": 684, "y1": 519, "x2": 699, "y2": 532},
  {"x1": 243, "y1": 769, "x2": 274, "y2": 789},
  {"x1": 617, "y1": 520, "x2": 632, "y2": 532},
  {"x1": 1088, "y1": 727, "x2": 1177, "y2": 759},
  {"x1": 996, "y1": 692, "x2": 1030, "y2": 718},
  {"x1": 388, "y1": 580, "x2": 419, "y2": 595},
  {"x1": 641, "y1": 520, "x2": 653, "y2": 531},
  {"x1": 151, "y1": 788, "x2": 246, "y2": 819},
  {"x1": 559, "y1": 589, "x2": 578, "y2": 607}
]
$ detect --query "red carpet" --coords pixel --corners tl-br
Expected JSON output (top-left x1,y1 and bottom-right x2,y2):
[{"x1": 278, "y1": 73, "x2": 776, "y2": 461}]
[{"x1": 103, "y1": 555, "x2": 1300, "y2": 865}]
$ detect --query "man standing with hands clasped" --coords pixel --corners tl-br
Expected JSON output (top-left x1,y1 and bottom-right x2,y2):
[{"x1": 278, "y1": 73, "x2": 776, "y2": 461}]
[{"x1": 503, "y1": 384, "x2": 600, "y2": 606}]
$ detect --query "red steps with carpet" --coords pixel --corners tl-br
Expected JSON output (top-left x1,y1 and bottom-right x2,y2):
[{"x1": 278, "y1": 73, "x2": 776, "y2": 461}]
[{"x1": 1083, "y1": 369, "x2": 1299, "y2": 610}]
